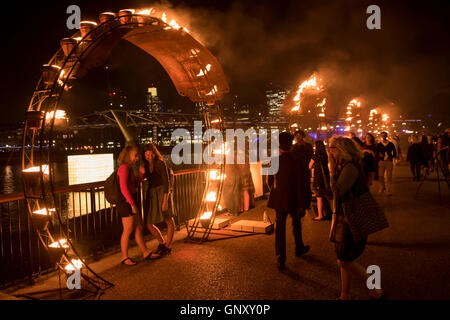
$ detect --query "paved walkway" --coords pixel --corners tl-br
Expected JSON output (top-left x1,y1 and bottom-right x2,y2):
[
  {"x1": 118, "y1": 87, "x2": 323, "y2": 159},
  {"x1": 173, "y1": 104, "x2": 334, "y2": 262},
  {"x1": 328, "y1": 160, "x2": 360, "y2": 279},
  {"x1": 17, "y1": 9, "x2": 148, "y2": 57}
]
[{"x1": 5, "y1": 164, "x2": 450, "y2": 300}]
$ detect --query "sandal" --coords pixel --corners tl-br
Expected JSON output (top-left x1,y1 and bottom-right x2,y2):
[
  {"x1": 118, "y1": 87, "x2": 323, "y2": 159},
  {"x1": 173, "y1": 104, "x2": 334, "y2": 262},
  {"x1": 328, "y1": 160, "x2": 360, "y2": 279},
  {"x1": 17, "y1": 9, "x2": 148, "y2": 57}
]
[
  {"x1": 144, "y1": 250, "x2": 162, "y2": 260},
  {"x1": 155, "y1": 244, "x2": 171, "y2": 256},
  {"x1": 121, "y1": 257, "x2": 137, "y2": 266}
]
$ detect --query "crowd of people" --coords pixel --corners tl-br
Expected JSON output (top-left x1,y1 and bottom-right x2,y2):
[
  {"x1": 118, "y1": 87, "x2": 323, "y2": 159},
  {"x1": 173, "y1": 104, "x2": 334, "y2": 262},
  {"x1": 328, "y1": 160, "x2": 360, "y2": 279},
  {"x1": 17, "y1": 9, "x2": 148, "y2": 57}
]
[
  {"x1": 111, "y1": 128, "x2": 449, "y2": 299},
  {"x1": 266, "y1": 130, "x2": 395, "y2": 300},
  {"x1": 406, "y1": 129, "x2": 450, "y2": 182}
]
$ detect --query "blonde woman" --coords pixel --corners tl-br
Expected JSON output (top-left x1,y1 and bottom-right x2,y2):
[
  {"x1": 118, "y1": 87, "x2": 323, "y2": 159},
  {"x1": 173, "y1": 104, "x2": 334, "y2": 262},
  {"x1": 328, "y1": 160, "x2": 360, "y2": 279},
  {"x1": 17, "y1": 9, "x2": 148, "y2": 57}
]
[
  {"x1": 329, "y1": 136, "x2": 385, "y2": 300},
  {"x1": 140, "y1": 143, "x2": 175, "y2": 256},
  {"x1": 116, "y1": 146, "x2": 155, "y2": 265}
]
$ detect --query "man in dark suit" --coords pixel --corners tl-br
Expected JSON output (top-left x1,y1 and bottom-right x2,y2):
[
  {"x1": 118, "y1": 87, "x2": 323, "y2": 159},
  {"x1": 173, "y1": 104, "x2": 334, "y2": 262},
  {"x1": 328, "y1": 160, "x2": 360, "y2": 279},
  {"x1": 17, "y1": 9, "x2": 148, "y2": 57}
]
[{"x1": 267, "y1": 132, "x2": 310, "y2": 269}]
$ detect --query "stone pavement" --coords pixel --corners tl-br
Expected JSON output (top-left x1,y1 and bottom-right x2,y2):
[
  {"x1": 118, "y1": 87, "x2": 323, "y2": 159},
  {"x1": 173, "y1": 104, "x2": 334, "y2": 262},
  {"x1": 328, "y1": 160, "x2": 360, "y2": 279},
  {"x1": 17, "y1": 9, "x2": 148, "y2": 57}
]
[{"x1": 4, "y1": 164, "x2": 450, "y2": 300}]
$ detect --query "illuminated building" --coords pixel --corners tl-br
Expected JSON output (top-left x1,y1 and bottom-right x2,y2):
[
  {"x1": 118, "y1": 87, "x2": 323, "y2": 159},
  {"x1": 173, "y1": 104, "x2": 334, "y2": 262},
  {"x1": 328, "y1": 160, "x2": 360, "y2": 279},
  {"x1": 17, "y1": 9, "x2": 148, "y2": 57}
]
[
  {"x1": 266, "y1": 85, "x2": 290, "y2": 121},
  {"x1": 146, "y1": 87, "x2": 161, "y2": 113}
]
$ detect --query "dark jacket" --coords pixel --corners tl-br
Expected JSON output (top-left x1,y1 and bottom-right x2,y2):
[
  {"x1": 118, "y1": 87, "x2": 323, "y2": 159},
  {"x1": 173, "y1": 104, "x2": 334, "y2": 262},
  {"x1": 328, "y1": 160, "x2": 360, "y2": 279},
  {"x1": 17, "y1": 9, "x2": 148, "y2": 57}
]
[
  {"x1": 267, "y1": 152, "x2": 299, "y2": 212},
  {"x1": 377, "y1": 141, "x2": 397, "y2": 161},
  {"x1": 407, "y1": 143, "x2": 422, "y2": 164},
  {"x1": 419, "y1": 142, "x2": 434, "y2": 165},
  {"x1": 144, "y1": 159, "x2": 170, "y2": 193},
  {"x1": 290, "y1": 146, "x2": 313, "y2": 211}
]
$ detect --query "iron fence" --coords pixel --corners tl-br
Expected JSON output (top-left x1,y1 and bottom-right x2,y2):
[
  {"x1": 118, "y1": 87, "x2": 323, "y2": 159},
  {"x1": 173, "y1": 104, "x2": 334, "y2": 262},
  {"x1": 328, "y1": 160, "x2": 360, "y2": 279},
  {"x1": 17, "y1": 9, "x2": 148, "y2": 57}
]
[{"x1": 0, "y1": 169, "x2": 206, "y2": 288}]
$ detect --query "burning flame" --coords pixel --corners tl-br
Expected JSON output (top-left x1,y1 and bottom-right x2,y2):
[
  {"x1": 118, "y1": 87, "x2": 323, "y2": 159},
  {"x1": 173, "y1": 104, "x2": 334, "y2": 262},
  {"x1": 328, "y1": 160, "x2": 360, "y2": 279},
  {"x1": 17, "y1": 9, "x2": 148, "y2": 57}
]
[
  {"x1": 196, "y1": 64, "x2": 212, "y2": 77},
  {"x1": 169, "y1": 19, "x2": 181, "y2": 30},
  {"x1": 206, "y1": 85, "x2": 218, "y2": 96},
  {"x1": 65, "y1": 259, "x2": 82, "y2": 271},
  {"x1": 209, "y1": 170, "x2": 226, "y2": 181},
  {"x1": 33, "y1": 208, "x2": 55, "y2": 216},
  {"x1": 161, "y1": 13, "x2": 167, "y2": 23},
  {"x1": 137, "y1": 8, "x2": 153, "y2": 15},
  {"x1": 23, "y1": 165, "x2": 49, "y2": 175},
  {"x1": 206, "y1": 192, "x2": 217, "y2": 202},
  {"x1": 49, "y1": 239, "x2": 69, "y2": 248},
  {"x1": 291, "y1": 73, "x2": 323, "y2": 113},
  {"x1": 200, "y1": 211, "x2": 212, "y2": 220},
  {"x1": 46, "y1": 110, "x2": 67, "y2": 120}
]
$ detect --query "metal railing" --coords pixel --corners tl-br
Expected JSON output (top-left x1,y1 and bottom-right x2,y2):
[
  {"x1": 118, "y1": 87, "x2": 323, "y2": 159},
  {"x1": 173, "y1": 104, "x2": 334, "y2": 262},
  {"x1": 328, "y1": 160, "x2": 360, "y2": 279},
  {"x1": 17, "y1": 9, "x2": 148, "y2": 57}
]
[{"x1": 0, "y1": 169, "x2": 206, "y2": 288}]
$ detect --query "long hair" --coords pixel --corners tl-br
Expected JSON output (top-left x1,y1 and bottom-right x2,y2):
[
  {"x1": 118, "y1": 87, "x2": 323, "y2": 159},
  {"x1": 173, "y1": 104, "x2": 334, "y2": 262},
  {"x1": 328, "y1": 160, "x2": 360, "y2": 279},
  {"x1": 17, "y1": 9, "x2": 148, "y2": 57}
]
[
  {"x1": 142, "y1": 143, "x2": 164, "y2": 176},
  {"x1": 314, "y1": 140, "x2": 328, "y2": 162},
  {"x1": 330, "y1": 136, "x2": 362, "y2": 164},
  {"x1": 365, "y1": 133, "x2": 375, "y2": 146},
  {"x1": 118, "y1": 145, "x2": 138, "y2": 166}
]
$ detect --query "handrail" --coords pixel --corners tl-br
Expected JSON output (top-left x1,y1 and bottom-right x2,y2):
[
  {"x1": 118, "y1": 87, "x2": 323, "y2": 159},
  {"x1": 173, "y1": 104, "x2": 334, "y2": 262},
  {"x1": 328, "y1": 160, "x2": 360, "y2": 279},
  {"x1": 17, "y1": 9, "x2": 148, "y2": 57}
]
[{"x1": 0, "y1": 168, "x2": 207, "y2": 203}]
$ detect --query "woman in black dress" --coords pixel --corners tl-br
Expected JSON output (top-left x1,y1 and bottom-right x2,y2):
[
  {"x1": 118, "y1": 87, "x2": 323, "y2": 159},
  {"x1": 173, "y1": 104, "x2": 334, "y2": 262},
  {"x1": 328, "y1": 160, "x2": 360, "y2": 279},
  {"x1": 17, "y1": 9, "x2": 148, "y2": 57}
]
[
  {"x1": 329, "y1": 136, "x2": 385, "y2": 300},
  {"x1": 309, "y1": 140, "x2": 330, "y2": 221}
]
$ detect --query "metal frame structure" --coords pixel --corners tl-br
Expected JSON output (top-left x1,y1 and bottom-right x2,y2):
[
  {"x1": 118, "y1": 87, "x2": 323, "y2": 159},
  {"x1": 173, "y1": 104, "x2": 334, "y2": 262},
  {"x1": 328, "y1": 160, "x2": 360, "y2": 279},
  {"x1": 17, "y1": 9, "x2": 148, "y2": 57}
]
[{"x1": 21, "y1": 10, "x2": 230, "y2": 297}]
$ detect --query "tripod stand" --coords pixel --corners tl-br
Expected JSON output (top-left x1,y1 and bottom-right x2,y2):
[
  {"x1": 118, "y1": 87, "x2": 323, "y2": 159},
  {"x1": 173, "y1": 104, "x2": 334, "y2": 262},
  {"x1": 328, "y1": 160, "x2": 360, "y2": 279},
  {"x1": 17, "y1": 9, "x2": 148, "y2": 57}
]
[{"x1": 414, "y1": 154, "x2": 450, "y2": 205}]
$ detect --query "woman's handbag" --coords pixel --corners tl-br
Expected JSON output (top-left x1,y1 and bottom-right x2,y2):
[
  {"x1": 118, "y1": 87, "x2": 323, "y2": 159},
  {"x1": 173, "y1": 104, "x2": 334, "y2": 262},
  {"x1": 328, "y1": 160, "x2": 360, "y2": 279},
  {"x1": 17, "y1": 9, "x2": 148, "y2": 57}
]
[
  {"x1": 343, "y1": 191, "x2": 389, "y2": 242},
  {"x1": 329, "y1": 212, "x2": 348, "y2": 244}
]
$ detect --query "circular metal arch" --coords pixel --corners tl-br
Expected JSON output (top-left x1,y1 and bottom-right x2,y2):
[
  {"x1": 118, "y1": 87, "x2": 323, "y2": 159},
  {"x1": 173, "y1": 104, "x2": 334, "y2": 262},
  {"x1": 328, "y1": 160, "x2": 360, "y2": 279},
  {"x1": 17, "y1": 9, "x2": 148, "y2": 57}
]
[{"x1": 21, "y1": 10, "x2": 229, "y2": 292}]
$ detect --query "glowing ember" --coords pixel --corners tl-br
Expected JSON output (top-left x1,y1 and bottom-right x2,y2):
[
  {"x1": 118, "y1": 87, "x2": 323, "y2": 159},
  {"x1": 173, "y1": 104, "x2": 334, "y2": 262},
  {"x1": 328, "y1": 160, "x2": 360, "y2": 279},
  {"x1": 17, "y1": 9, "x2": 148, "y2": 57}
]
[
  {"x1": 200, "y1": 211, "x2": 212, "y2": 220},
  {"x1": 65, "y1": 259, "x2": 82, "y2": 271},
  {"x1": 206, "y1": 192, "x2": 217, "y2": 202},
  {"x1": 33, "y1": 208, "x2": 55, "y2": 216},
  {"x1": 49, "y1": 239, "x2": 69, "y2": 248},
  {"x1": 23, "y1": 165, "x2": 49, "y2": 175}
]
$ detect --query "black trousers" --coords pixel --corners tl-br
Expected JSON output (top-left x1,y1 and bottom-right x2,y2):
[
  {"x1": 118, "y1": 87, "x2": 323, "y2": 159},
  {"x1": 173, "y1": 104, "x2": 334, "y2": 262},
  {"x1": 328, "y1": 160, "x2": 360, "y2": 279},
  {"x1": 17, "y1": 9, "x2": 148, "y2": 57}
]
[
  {"x1": 275, "y1": 209, "x2": 305, "y2": 263},
  {"x1": 410, "y1": 163, "x2": 421, "y2": 180}
]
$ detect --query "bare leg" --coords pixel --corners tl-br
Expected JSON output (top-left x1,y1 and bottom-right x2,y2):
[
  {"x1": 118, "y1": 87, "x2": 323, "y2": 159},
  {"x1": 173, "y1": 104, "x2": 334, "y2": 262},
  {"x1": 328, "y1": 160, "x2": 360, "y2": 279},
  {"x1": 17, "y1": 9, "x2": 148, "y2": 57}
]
[
  {"x1": 147, "y1": 224, "x2": 165, "y2": 244},
  {"x1": 316, "y1": 197, "x2": 323, "y2": 219},
  {"x1": 337, "y1": 260, "x2": 352, "y2": 299},
  {"x1": 134, "y1": 214, "x2": 151, "y2": 258},
  {"x1": 340, "y1": 260, "x2": 383, "y2": 299},
  {"x1": 243, "y1": 190, "x2": 250, "y2": 211},
  {"x1": 121, "y1": 216, "x2": 135, "y2": 264},
  {"x1": 165, "y1": 217, "x2": 175, "y2": 248}
]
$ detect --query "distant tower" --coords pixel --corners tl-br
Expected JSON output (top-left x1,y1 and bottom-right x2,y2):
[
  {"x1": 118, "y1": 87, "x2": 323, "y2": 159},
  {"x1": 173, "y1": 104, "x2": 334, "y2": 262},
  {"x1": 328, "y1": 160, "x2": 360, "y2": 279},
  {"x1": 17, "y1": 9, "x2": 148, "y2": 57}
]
[
  {"x1": 265, "y1": 84, "x2": 290, "y2": 121},
  {"x1": 146, "y1": 87, "x2": 161, "y2": 112}
]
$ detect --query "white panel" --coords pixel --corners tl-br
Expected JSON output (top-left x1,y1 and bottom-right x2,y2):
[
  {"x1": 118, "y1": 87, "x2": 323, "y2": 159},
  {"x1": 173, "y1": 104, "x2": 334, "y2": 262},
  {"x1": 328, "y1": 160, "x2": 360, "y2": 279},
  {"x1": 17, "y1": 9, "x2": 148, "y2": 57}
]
[{"x1": 67, "y1": 154, "x2": 114, "y2": 185}]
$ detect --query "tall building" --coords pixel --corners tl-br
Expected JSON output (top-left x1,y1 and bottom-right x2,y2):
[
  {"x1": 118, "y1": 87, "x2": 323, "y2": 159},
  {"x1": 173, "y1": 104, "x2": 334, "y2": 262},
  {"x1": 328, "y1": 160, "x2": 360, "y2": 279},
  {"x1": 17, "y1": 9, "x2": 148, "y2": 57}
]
[
  {"x1": 146, "y1": 87, "x2": 161, "y2": 113},
  {"x1": 265, "y1": 85, "x2": 290, "y2": 121}
]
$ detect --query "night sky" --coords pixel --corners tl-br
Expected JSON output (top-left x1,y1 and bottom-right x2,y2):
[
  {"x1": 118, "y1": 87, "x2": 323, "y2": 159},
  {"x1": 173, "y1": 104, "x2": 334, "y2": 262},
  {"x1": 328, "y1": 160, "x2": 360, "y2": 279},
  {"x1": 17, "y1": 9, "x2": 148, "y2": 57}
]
[{"x1": 2, "y1": 0, "x2": 450, "y2": 124}]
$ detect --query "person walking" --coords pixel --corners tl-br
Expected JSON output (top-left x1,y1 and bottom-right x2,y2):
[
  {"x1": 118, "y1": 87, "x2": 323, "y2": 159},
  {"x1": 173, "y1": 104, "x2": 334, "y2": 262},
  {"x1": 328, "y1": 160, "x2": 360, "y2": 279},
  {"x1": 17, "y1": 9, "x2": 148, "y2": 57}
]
[
  {"x1": 419, "y1": 135, "x2": 434, "y2": 178},
  {"x1": 116, "y1": 145, "x2": 156, "y2": 266},
  {"x1": 365, "y1": 133, "x2": 379, "y2": 181},
  {"x1": 292, "y1": 130, "x2": 314, "y2": 165},
  {"x1": 267, "y1": 132, "x2": 309, "y2": 270},
  {"x1": 376, "y1": 132, "x2": 397, "y2": 195},
  {"x1": 309, "y1": 140, "x2": 330, "y2": 221},
  {"x1": 406, "y1": 134, "x2": 422, "y2": 182},
  {"x1": 328, "y1": 136, "x2": 385, "y2": 300},
  {"x1": 140, "y1": 143, "x2": 175, "y2": 257}
]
